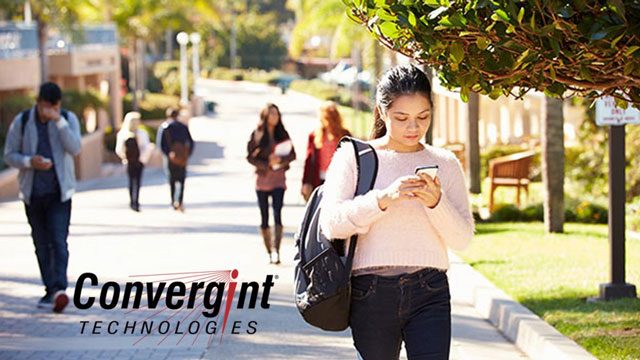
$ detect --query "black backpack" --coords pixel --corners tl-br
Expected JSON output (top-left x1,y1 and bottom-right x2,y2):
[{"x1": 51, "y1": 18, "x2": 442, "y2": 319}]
[
  {"x1": 294, "y1": 136, "x2": 378, "y2": 331},
  {"x1": 124, "y1": 136, "x2": 140, "y2": 164}
]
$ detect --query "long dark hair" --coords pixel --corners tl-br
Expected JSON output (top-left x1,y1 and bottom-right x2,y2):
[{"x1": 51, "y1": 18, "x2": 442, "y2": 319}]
[
  {"x1": 370, "y1": 65, "x2": 433, "y2": 139},
  {"x1": 255, "y1": 103, "x2": 289, "y2": 149}
]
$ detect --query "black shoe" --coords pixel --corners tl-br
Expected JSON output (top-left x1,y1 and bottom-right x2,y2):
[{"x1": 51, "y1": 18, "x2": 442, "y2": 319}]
[{"x1": 37, "y1": 293, "x2": 52, "y2": 309}]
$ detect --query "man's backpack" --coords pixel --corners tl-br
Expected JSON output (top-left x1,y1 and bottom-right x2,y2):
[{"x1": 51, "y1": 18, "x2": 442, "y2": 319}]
[
  {"x1": 294, "y1": 136, "x2": 378, "y2": 331},
  {"x1": 163, "y1": 126, "x2": 190, "y2": 167},
  {"x1": 124, "y1": 136, "x2": 140, "y2": 164}
]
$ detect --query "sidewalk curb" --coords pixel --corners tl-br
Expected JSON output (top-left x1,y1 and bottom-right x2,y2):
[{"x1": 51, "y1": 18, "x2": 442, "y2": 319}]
[{"x1": 449, "y1": 253, "x2": 596, "y2": 360}]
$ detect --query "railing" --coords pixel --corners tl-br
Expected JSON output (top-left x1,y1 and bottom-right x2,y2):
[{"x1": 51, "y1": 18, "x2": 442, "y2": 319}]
[
  {"x1": 0, "y1": 23, "x2": 38, "y2": 59},
  {"x1": 0, "y1": 22, "x2": 118, "y2": 59}
]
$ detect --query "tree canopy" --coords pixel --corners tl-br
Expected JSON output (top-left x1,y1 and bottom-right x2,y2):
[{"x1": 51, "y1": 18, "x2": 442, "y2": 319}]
[{"x1": 344, "y1": 0, "x2": 640, "y2": 107}]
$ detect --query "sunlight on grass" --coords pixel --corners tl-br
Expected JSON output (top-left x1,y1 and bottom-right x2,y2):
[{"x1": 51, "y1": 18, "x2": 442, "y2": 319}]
[{"x1": 459, "y1": 222, "x2": 640, "y2": 359}]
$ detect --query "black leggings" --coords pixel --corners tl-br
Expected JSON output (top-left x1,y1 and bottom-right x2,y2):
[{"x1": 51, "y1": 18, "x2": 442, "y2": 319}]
[
  {"x1": 256, "y1": 188, "x2": 285, "y2": 229},
  {"x1": 127, "y1": 162, "x2": 143, "y2": 206}
]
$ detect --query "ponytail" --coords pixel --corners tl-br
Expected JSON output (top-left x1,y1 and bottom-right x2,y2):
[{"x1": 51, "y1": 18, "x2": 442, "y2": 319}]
[{"x1": 369, "y1": 106, "x2": 387, "y2": 140}]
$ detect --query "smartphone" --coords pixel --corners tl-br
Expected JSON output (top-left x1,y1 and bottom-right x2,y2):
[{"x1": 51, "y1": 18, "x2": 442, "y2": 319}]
[
  {"x1": 415, "y1": 165, "x2": 438, "y2": 179},
  {"x1": 41, "y1": 158, "x2": 52, "y2": 165}
]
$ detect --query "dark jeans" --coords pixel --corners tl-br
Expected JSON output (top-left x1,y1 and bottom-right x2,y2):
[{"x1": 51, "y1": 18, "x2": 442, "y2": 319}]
[
  {"x1": 168, "y1": 163, "x2": 186, "y2": 205},
  {"x1": 24, "y1": 193, "x2": 72, "y2": 295},
  {"x1": 127, "y1": 162, "x2": 143, "y2": 206},
  {"x1": 349, "y1": 268, "x2": 451, "y2": 360},
  {"x1": 256, "y1": 188, "x2": 285, "y2": 228}
]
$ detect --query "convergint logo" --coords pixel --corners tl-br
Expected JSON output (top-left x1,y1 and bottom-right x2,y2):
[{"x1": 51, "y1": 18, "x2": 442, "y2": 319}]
[{"x1": 73, "y1": 269, "x2": 277, "y2": 346}]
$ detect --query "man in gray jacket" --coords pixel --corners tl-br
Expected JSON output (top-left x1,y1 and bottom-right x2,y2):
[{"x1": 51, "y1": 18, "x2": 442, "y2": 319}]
[{"x1": 3, "y1": 82, "x2": 81, "y2": 313}]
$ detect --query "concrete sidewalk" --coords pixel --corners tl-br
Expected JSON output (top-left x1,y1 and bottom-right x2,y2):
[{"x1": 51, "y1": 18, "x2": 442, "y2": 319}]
[{"x1": 0, "y1": 80, "x2": 529, "y2": 359}]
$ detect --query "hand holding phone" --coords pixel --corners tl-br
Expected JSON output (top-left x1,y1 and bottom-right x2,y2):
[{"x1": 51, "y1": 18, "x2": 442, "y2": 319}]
[
  {"x1": 31, "y1": 155, "x2": 53, "y2": 170},
  {"x1": 415, "y1": 165, "x2": 438, "y2": 179},
  {"x1": 413, "y1": 165, "x2": 442, "y2": 208}
]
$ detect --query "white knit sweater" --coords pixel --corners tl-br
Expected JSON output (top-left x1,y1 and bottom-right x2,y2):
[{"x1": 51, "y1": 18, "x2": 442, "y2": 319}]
[{"x1": 319, "y1": 143, "x2": 474, "y2": 271}]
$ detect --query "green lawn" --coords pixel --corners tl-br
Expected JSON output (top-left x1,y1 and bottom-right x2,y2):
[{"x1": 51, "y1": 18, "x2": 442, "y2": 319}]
[{"x1": 459, "y1": 222, "x2": 640, "y2": 359}]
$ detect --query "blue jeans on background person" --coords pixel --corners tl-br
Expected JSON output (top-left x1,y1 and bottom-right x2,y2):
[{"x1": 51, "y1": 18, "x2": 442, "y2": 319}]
[
  {"x1": 349, "y1": 268, "x2": 452, "y2": 360},
  {"x1": 24, "y1": 192, "x2": 71, "y2": 296}
]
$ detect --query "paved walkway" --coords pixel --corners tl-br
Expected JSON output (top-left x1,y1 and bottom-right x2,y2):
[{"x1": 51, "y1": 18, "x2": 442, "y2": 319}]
[{"x1": 0, "y1": 80, "x2": 527, "y2": 359}]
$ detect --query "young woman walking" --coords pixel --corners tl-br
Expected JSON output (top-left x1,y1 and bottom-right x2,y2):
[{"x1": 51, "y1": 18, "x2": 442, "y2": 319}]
[
  {"x1": 320, "y1": 65, "x2": 474, "y2": 360},
  {"x1": 301, "y1": 101, "x2": 351, "y2": 201},
  {"x1": 247, "y1": 103, "x2": 296, "y2": 264}
]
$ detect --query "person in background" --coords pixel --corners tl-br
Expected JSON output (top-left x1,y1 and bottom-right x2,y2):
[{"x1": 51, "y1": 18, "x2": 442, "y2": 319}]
[
  {"x1": 115, "y1": 111, "x2": 152, "y2": 212},
  {"x1": 301, "y1": 101, "x2": 351, "y2": 201},
  {"x1": 156, "y1": 108, "x2": 194, "y2": 212},
  {"x1": 3, "y1": 82, "x2": 82, "y2": 313},
  {"x1": 246, "y1": 103, "x2": 296, "y2": 264}
]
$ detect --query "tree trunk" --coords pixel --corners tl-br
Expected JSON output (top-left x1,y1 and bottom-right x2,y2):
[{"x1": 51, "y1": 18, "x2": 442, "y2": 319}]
[
  {"x1": 36, "y1": 18, "x2": 48, "y2": 83},
  {"x1": 165, "y1": 30, "x2": 173, "y2": 60},
  {"x1": 467, "y1": 91, "x2": 481, "y2": 194},
  {"x1": 423, "y1": 66, "x2": 433, "y2": 145},
  {"x1": 136, "y1": 38, "x2": 145, "y2": 101},
  {"x1": 543, "y1": 97, "x2": 565, "y2": 233},
  {"x1": 129, "y1": 40, "x2": 138, "y2": 111}
]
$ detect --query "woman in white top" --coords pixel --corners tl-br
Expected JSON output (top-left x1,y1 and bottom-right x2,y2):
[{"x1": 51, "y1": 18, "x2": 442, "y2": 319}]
[
  {"x1": 320, "y1": 65, "x2": 474, "y2": 360},
  {"x1": 115, "y1": 112, "x2": 152, "y2": 211}
]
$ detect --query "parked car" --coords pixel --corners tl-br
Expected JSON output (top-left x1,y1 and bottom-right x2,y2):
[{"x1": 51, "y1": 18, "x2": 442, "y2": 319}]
[{"x1": 319, "y1": 61, "x2": 371, "y2": 89}]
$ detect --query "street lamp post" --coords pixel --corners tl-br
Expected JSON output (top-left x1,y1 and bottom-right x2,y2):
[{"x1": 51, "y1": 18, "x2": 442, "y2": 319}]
[
  {"x1": 176, "y1": 31, "x2": 189, "y2": 106},
  {"x1": 189, "y1": 32, "x2": 201, "y2": 95}
]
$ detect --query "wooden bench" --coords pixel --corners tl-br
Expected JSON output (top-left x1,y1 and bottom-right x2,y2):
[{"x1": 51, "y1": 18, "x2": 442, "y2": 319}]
[{"x1": 488, "y1": 151, "x2": 536, "y2": 212}]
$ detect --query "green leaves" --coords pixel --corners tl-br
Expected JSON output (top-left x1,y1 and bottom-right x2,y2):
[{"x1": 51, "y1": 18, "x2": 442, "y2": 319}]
[
  {"x1": 408, "y1": 11, "x2": 417, "y2": 26},
  {"x1": 379, "y1": 21, "x2": 401, "y2": 38},
  {"x1": 342, "y1": 0, "x2": 640, "y2": 108},
  {"x1": 517, "y1": 7, "x2": 525, "y2": 24},
  {"x1": 476, "y1": 37, "x2": 490, "y2": 50},
  {"x1": 450, "y1": 42, "x2": 465, "y2": 64}
]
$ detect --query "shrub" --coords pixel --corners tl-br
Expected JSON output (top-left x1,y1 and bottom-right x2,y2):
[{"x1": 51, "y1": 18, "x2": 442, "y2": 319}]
[
  {"x1": 152, "y1": 61, "x2": 192, "y2": 97},
  {"x1": 103, "y1": 126, "x2": 116, "y2": 153},
  {"x1": 206, "y1": 67, "x2": 290, "y2": 85},
  {"x1": 487, "y1": 201, "x2": 604, "y2": 224},
  {"x1": 0, "y1": 94, "x2": 34, "y2": 134},
  {"x1": 61, "y1": 89, "x2": 108, "y2": 134},
  {"x1": 122, "y1": 93, "x2": 179, "y2": 121},
  {"x1": 565, "y1": 208, "x2": 578, "y2": 223},
  {"x1": 521, "y1": 204, "x2": 543, "y2": 222},
  {"x1": 139, "y1": 124, "x2": 158, "y2": 145},
  {"x1": 574, "y1": 201, "x2": 608, "y2": 224},
  {"x1": 489, "y1": 203, "x2": 522, "y2": 222}
]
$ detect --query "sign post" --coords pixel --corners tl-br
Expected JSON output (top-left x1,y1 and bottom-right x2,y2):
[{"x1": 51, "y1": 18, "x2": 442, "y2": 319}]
[{"x1": 592, "y1": 96, "x2": 638, "y2": 301}]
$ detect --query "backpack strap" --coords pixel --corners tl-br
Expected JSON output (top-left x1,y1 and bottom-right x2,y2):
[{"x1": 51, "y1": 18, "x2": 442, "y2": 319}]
[
  {"x1": 338, "y1": 136, "x2": 379, "y2": 272},
  {"x1": 20, "y1": 109, "x2": 29, "y2": 136},
  {"x1": 20, "y1": 108, "x2": 69, "y2": 136}
]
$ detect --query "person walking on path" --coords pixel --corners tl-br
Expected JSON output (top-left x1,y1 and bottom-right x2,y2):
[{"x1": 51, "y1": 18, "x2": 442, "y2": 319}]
[
  {"x1": 115, "y1": 111, "x2": 152, "y2": 212},
  {"x1": 156, "y1": 108, "x2": 194, "y2": 212},
  {"x1": 301, "y1": 101, "x2": 351, "y2": 202},
  {"x1": 320, "y1": 65, "x2": 474, "y2": 360},
  {"x1": 3, "y1": 82, "x2": 82, "y2": 313},
  {"x1": 246, "y1": 103, "x2": 296, "y2": 264}
]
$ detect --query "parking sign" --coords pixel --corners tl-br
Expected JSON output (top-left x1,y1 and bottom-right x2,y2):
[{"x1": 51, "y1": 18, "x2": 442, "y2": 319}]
[{"x1": 595, "y1": 96, "x2": 640, "y2": 126}]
